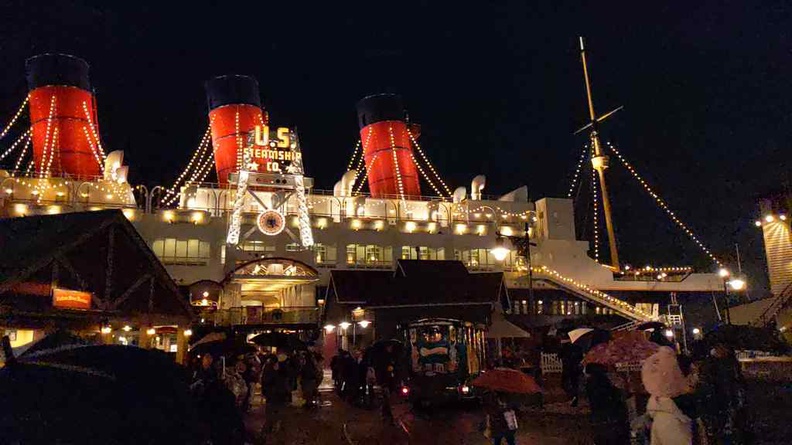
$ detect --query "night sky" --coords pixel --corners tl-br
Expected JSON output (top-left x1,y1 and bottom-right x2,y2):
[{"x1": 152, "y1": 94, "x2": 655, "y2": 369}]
[{"x1": 1, "y1": 1, "x2": 790, "y2": 295}]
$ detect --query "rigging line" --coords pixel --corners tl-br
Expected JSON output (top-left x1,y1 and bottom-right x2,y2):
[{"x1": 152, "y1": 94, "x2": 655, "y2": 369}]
[
  {"x1": 607, "y1": 141, "x2": 723, "y2": 267},
  {"x1": 82, "y1": 101, "x2": 106, "y2": 161},
  {"x1": 0, "y1": 95, "x2": 29, "y2": 140},
  {"x1": 409, "y1": 151, "x2": 444, "y2": 197},
  {"x1": 567, "y1": 144, "x2": 589, "y2": 199},
  {"x1": 354, "y1": 126, "x2": 376, "y2": 184},
  {"x1": 591, "y1": 152, "x2": 600, "y2": 263},
  {"x1": 14, "y1": 134, "x2": 32, "y2": 171},
  {"x1": 163, "y1": 126, "x2": 212, "y2": 198},
  {"x1": 354, "y1": 152, "x2": 380, "y2": 194},
  {"x1": 0, "y1": 128, "x2": 31, "y2": 162},
  {"x1": 82, "y1": 126, "x2": 104, "y2": 168},
  {"x1": 387, "y1": 124, "x2": 405, "y2": 200},
  {"x1": 345, "y1": 140, "x2": 362, "y2": 171},
  {"x1": 39, "y1": 95, "x2": 57, "y2": 177},
  {"x1": 407, "y1": 129, "x2": 452, "y2": 196}
]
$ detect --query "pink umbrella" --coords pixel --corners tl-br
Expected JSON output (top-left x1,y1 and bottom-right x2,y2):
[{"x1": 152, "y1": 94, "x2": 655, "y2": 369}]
[{"x1": 582, "y1": 330, "x2": 660, "y2": 366}]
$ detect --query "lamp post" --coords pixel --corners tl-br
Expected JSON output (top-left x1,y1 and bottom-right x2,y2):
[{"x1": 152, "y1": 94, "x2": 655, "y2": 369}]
[{"x1": 493, "y1": 222, "x2": 537, "y2": 311}]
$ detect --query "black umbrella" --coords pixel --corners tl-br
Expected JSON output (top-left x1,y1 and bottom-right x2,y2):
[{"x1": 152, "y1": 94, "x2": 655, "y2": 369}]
[
  {"x1": 13, "y1": 329, "x2": 87, "y2": 358},
  {"x1": 250, "y1": 332, "x2": 306, "y2": 351},
  {"x1": 0, "y1": 345, "x2": 203, "y2": 443},
  {"x1": 568, "y1": 328, "x2": 611, "y2": 352},
  {"x1": 703, "y1": 324, "x2": 788, "y2": 353},
  {"x1": 189, "y1": 338, "x2": 257, "y2": 358}
]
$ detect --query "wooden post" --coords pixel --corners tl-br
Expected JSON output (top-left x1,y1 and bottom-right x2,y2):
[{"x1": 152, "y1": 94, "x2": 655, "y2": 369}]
[{"x1": 175, "y1": 327, "x2": 187, "y2": 365}]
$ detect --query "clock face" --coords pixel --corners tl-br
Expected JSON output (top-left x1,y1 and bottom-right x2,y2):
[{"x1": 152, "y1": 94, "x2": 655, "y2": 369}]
[{"x1": 257, "y1": 210, "x2": 285, "y2": 236}]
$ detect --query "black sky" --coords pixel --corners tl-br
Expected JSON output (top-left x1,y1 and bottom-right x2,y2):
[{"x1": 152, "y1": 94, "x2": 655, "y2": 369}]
[{"x1": 1, "y1": 1, "x2": 790, "y2": 294}]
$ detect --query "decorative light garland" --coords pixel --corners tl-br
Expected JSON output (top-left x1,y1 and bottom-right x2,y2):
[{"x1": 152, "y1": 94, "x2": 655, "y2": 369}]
[
  {"x1": 567, "y1": 144, "x2": 588, "y2": 199},
  {"x1": 82, "y1": 125, "x2": 104, "y2": 168},
  {"x1": 533, "y1": 265, "x2": 654, "y2": 321},
  {"x1": 606, "y1": 141, "x2": 723, "y2": 267},
  {"x1": 345, "y1": 140, "x2": 362, "y2": 171},
  {"x1": 82, "y1": 101, "x2": 106, "y2": 162},
  {"x1": 39, "y1": 95, "x2": 57, "y2": 177},
  {"x1": 407, "y1": 128, "x2": 452, "y2": 196},
  {"x1": 0, "y1": 128, "x2": 31, "y2": 162},
  {"x1": 44, "y1": 127, "x2": 58, "y2": 180},
  {"x1": 409, "y1": 151, "x2": 444, "y2": 197},
  {"x1": 354, "y1": 152, "x2": 380, "y2": 194},
  {"x1": 14, "y1": 133, "x2": 32, "y2": 171},
  {"x1": 591, "y1": 158, "x2": 600, "y2": 262},
  {"x1": 162, "y1": 126, "x2": 212, "y2": 203},
  {"x1": 0, "y1": 95, "x2": 29, "y2": 140},
  {"x1": 387, "y1": 125, "x2": 405, "y2": 200}
]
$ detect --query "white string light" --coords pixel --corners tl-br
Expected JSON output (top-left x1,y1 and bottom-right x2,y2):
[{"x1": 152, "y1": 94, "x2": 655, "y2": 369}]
[
  {"x1": 409, "y1": 151, "x2": 444, "y2": 197},
  {"x1": 567, "y1": 144, "x2": 589, "y2": 199},
  {"x1": 388, "y1": 125, "x2": 405, "y2": 200},
  {"x1": 407, "y1": 128, "x2": 452, "y2": 196},
  {"x1": 607, "y1": 141, "x2": 723, "y2": 267},
  {"x1": 82, "y1": 125, "x2": 104, "y2": 168},
  {"x1": 355, "y1": 126, "x2": 376, "y2": 185},
  {"x1": 44, "y1": 127, "x2": 58, "y2": 178},
  {"x1": 354, "y1": 152, "x2": 380, "y2": 194},
  {"x1": 0, "y1": 95, "x2": 29, "y2": 140},
  {"x1": 591, "y1": 157, "x2": 600, "y2": 262},
  {"x1": 14, "y1": 133, "x2": 32, "y2": 172},
  {"x1": 82, "y1": 101, "x2": 106, "y2": 162},
  {"x1": 0, "y1": 128, "x2": 31, "y2": 162},
  {"x1": 345, "y1": 140, "x2": 362, "y2": 171},
  {"x1": 162, "y1": 126, "x2": 212, "y2": 202},
  {"x1": 39, "y1": 95, "x2": 57, "y2": 176}
]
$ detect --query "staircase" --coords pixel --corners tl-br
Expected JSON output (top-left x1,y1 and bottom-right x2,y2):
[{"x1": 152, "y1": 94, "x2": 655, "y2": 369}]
[
  {"x1": 752, "y1": 281, "x2": 792, "y2": 327},
  {"x1": 532, "y1": 266, "x2": 656, "y2": 323}
]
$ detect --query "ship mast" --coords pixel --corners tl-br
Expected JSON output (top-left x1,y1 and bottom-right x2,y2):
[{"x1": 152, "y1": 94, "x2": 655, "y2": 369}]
[{"x1": 580, "y1": 37, "x2": 620, "y2": 271}]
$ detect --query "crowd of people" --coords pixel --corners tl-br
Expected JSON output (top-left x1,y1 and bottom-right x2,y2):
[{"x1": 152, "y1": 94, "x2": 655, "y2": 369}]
[
  {"x1": 330, "y1": 344, "x2": 403, "y2": 422},
  {"x1": 187, "y1": 344, "x2": 323, "y2": 444},
  {"x1": 581, "y1": 342, "x2": 748, "y2": 445}
]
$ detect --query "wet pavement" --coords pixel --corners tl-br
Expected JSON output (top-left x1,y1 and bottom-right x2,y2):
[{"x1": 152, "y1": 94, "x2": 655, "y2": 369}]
[{"x1": 244, "y1": 387, "x2": 594, "y2": 444}]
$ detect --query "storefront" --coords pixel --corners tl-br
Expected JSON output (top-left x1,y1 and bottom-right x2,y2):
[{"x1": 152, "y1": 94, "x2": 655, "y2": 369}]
[{"x1": 0, "y1": 210, "x2": 194, "y2": 363}]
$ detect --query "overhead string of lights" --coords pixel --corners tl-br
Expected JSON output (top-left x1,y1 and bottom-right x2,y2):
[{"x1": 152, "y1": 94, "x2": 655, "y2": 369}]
[
  {"x1": 566, "y1": 144, "x2": 589, "y2": 199},
  {"x1": 0, "y1": 95, "x2": 29, "y2": 141},
  {"x1": 82, "y1": 125, "x2": 104, "y2": 169},
  {"x1": 606, "y1": 141, "x2": 723, "y2": 267},
  {"x1": 353, "y1": 126, "x2": 376, "y2": 186},
  {"x1": 407, "y1": 129, "x2": 452, "y2": 196}
]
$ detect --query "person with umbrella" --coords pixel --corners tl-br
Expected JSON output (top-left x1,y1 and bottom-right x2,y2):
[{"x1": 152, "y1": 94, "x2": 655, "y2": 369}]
[
  {"x1": 472, "y1": 367, "x2": 541, "y2": 444},
  {"x1": 372, "y1": 341, "x2": 402, "y2": 422},
  {"x1": 585, "y1": 363, "x2": 630, "y2": 444},
  {"x1": 260, "y1": 352, "x2": 291, "y2": 436}
]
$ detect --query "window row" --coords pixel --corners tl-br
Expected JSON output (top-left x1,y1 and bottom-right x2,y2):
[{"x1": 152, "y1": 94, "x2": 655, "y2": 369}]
[{"x1": 151, "y1": 239, "x2": 211, "y2": 265}]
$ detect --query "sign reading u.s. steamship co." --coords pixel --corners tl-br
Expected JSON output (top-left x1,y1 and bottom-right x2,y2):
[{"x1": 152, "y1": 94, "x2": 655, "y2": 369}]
[{"x1": 243, "y1": 125, "x2": 302, "y2": 174}]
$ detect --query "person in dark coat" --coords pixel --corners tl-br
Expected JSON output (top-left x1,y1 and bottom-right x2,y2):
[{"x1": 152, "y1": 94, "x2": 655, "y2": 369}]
[
  {"x1": 483, "y1": 391, "x2": 519, "y2": 445},
  {"x1": 330, "y1": 349, "x2": 346, "y2": 389},
  {"x1": 299, "y1": 350, "x2": 320, "y2": 408},
  {"x1": 260, "y1": 354, "x2": 291, "y2": 435},
  {"x1": 585, "y1": 363, "x2": 630, "y2": 445},
  {"x1": 697, "y1": 344, "x2": 748, "y2": 444},
  {"x1": 374, "y1": 344, "x2": 400, "y2": 422},
  {"x1": 190, "y1": 353, "x2": 245, "y2": 445},
  {"x1": 560, "y1": 341, "x2": 584, "y2": 407}
]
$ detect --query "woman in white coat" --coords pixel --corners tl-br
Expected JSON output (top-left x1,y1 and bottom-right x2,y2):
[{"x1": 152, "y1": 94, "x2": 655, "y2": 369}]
[{"x1": 641, "y1": 346, "x2": 693, "y2": 445}]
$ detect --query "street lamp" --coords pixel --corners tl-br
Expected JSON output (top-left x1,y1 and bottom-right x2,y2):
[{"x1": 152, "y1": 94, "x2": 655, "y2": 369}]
[{"x1": 727, "y1": 277, "x2": 746, "y2": 291}]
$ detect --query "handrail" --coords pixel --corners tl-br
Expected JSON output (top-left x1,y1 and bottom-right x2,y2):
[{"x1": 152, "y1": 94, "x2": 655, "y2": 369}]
[{"x1": 752, "y1": 281, "x2": 792, "y2": 327}]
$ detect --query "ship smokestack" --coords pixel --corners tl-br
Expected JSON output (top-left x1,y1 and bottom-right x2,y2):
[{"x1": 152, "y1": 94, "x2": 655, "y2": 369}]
[
  {"x1": 26, "y1": 54, "x2": 102, "y2": 178},
  {"x1": 205, "y1": 75, "x2": 267, "y2": 185},
  {"x1": 356, "y1": 94, "x2": 421, "y2": 199}
]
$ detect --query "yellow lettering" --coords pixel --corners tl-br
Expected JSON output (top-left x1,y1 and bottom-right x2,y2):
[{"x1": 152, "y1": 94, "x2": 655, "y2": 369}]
[
  {"x1": 255, "y1": 125, "x2": 269, "y2": 146},
  {"x1": 267, "y1": 162, "x2": 281, "y2": 172},
  {"x1": 284, "y1": 151, "x2": 292, "y2": 161},
  {"x1": 277, "y1": 127, "x2": 290, "y2": 148}
]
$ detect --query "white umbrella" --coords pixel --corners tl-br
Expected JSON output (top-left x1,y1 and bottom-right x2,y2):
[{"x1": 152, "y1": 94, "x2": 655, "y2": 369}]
[
  {"x1": 567, "y1": 328, "x2": 594, "y2": 344},
  {"x1": 188, "y1": 331, "x2": 226, "y2": 351}
]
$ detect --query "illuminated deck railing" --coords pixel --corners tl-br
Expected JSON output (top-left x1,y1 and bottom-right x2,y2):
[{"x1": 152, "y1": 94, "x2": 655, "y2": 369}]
[{"x1": 211, "y1": 306, "x2": 320, "y2": 326}]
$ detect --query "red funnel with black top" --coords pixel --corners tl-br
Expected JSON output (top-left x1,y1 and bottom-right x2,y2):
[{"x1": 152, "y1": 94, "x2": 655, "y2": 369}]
[
  {"x1": 26, "y1": 54, "x2": 102, "y2": 178},
  {"x1": 205, "y1": 75, "x2": 267, "y2": 185},
  {"x1": 356, "y1": 94, "x2": 421, "y2": 199}
]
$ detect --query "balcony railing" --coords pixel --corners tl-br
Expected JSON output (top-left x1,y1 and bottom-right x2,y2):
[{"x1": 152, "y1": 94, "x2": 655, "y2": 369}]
[{"x1": 212, "y1": 306, "x2": 320, "y2": 326}]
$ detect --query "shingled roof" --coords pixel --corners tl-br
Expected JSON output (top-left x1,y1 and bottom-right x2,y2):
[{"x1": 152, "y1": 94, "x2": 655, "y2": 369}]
[{"x1": 329, "y1": 260, "x2": 506, "y2": 307}]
